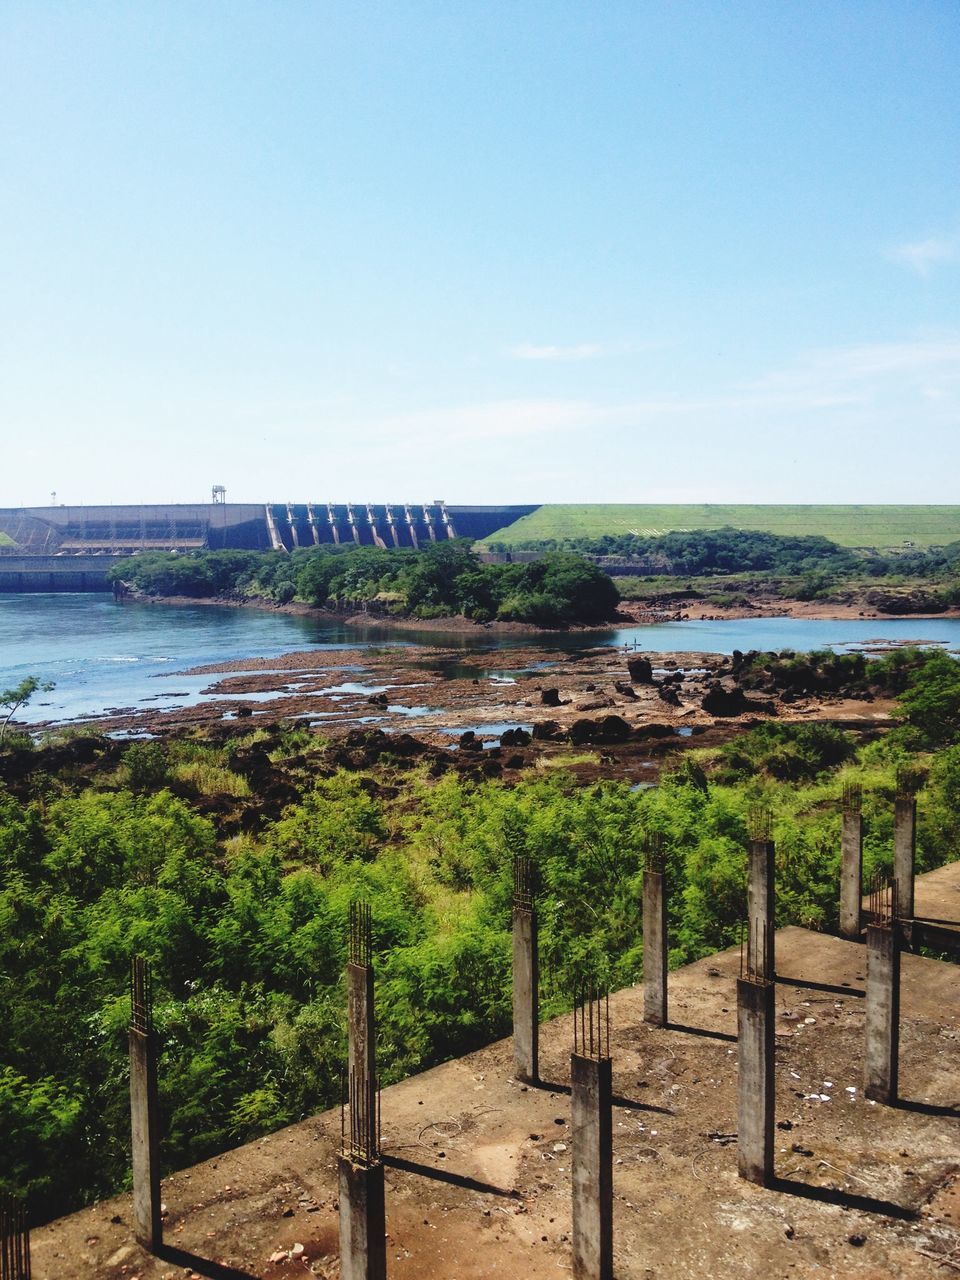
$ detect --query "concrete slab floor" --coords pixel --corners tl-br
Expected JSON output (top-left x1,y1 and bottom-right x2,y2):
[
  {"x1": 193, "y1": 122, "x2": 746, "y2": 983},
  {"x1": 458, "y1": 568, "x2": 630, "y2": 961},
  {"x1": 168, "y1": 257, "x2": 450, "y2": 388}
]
[{"x1": 32, "y1": 896, "x2": 960, "y2": 1279}]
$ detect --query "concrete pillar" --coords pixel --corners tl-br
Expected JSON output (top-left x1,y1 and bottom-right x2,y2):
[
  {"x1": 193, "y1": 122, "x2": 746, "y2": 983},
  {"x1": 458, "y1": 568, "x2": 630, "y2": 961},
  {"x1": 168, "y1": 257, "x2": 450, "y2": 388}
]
[
  {"x1": 737, "y1": 976, "x2": 775, "y2": 1185},
  {"x1": 864, "y1": 922, "x2": 900, "y2": 1103},
  {"x1": 338, "y1": 1156, "x2": 387, "y2": 1280},
  {"x1": 894, "y1": 796, "x2": 916, "y2": 922},
  {"x1": 512, "y1": 905, "x2": 539, "y2": 1082},
  {"x1": 128, "y1": 958, "x2": 162, "y2": 1252},
  {"x1": 747, "y1": 837, "x2": 775, "y2": 980},
  {"x1": 571, "y1": 1053, "x2": 613, "y2": 1280},
  {"x1": 642, "y1": 867, "x2": 667, "y2": 1026},
  {"x1": 1, "y1": 1192, "x2": 31, "y2": 1280},
  {"x1": 348, "y1": 959, "x2": 378, "y2": 1139},
  {"x1": 840, "y1": 809, "x2": 864, "y2": 939},
  {"x1": 341, "y1": 904, "x2": 386, "y2": 1280}
]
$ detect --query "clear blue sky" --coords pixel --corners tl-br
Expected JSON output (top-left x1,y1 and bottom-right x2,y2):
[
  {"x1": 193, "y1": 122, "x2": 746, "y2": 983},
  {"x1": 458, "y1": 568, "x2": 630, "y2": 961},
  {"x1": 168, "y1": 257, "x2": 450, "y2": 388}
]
[{"x1": 1, "y1": 1, "x2": 957, "y2": 506}]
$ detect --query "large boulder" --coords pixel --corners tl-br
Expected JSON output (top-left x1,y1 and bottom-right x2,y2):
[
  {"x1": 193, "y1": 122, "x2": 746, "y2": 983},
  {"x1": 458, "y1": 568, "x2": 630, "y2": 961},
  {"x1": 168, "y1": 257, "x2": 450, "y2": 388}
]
[
  {"x1": 701, "y1": 682, "x2": 776, "y2": 717},
  {"x1": 532, "y1": 720, "x2": 560, "y2": 740},
  {"x1": 568, "y1": 714, "x2": 632, "y2": 745},
  {"x1": 627, "y1": 655, "x2": 654, "y2": 684}
]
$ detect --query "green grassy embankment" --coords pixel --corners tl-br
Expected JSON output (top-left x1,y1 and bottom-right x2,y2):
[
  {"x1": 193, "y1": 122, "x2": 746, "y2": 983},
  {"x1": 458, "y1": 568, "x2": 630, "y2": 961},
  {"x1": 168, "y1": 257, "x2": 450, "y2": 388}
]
[{"x1": 483, "y1": 504, "x2": 960, "y2": 550}]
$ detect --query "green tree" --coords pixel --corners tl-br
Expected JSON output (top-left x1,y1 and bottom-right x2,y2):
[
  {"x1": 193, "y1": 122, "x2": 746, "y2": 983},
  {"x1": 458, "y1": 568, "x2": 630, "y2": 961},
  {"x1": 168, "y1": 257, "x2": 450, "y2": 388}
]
[
  {"x1": 0, "y1": 677, "x2": 54, "y2": 744},
  {"x1": 896, "y1": 652, "x2": 960, "y2": 748}
]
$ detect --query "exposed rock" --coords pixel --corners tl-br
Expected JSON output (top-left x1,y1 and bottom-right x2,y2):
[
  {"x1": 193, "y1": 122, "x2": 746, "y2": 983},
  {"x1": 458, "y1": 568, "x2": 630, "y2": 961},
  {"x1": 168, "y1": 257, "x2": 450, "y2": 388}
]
[
  {"x1": 573, "y1": 693, "x2": 614, "y2": 712},
  {"x1": 500, "y1": 728, "x2": 531, "y2": 747},
  {"x1": 598, "y1": 714, "x2": 632, "y2": 742},
  {"x1": 614, "y1": 681, "x2": 638, "y2": 700},
  {"x1": 627, "y1": 656, "x2": 654, "y2": 684},
  {"x1": 568, "y1": 714, "x2": 632, "y2": 745},
  {"x1": 634, "y1": 722, "x2": 676, "y2": 740},
  {"x1": 701, "y1": 682, "x2": 776, "y2": 717},
  {"x1": 657, "y1": 685, "x2": 682, "y2": 706},
  {"x1": 865, "y1": 588, "x2": 947, "y2": 615},
  {"x1": 540, "y1": 688, "x2": 562, "y2": 706},
  {"x1": 532, "y1": 720, "x2": 560, "y2": 740}
]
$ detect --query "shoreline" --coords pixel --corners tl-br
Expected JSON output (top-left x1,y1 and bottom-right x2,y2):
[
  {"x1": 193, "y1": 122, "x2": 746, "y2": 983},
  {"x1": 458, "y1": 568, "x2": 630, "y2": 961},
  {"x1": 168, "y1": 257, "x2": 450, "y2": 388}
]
[{"x1": 121, "y1": 589, "x2": 960, "y2": 630}]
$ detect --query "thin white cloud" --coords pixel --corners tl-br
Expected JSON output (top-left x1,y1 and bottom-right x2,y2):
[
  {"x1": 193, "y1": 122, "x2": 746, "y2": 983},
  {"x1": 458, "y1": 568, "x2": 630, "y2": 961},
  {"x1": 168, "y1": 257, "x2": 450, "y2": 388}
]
[
  {"x1": 355, "y1": 334, "x2": 960, "y2": 453},
  {"x1": 510, "y1": 342, "x2": 604, "y2": 361},
  {"x1": 890, "y1": 233, "x2": 960, "y2": 277},
  {"x1": 743, "y1": 335, "x2": 960, "y2": 404}
]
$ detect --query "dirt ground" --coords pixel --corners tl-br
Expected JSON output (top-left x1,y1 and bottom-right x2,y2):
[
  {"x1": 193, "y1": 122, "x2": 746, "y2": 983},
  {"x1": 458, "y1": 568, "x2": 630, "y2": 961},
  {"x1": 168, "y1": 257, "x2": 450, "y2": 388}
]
[{"x1": 32, "y1": 864, "x2": 960, "y2": 1280}]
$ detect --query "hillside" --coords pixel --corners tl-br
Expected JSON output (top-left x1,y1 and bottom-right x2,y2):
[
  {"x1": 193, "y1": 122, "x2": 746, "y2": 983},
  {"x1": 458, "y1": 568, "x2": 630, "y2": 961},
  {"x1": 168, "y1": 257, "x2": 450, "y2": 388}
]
[{"x1": 485, "y1": 505, "x2": 960, "y2": 550}]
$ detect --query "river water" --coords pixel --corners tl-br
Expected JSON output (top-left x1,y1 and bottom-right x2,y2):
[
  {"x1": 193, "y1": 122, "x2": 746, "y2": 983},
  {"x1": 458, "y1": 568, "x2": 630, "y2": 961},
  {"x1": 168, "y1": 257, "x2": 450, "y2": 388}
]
[{"x1": 3, "y1": 594, "x2": 960, "y2": 728}]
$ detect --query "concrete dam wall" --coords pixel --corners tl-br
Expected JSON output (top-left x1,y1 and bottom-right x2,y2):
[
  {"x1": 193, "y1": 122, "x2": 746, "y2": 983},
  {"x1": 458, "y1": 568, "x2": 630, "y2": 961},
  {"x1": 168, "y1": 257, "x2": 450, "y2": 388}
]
[{"x1": 0, "y1": 503, "x2": 538, "y2": 591}]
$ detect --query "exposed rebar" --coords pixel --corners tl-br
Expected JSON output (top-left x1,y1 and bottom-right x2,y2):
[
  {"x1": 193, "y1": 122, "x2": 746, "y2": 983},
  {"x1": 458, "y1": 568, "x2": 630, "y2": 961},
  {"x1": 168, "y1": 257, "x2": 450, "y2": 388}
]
[
  {"x1": 130, "y1": 955, "x2": 152, "y2": 1036},
  {"x1": 349, "y1": 901, "x2": 372, "y2": 969},
  {"x1": 643, "y1": 830, "x2": 666, "y2": 875},
  {"x1": 748, "y1": 804, "x2": 773, "y2": 843},
  {"x1": 0, "y1": 1193, "x2": 30, "y2": 1280},
  {"x1": 341, "y1": 1066, "x2": 381, "y2": 1165},
  {"x1": 513, "y1": 855, "x2": 536, "y2": 912},
  {"x1": 868, "y1": 870, "x2": 898, "y2": 928},
  {"x1": 572, "y1": 978, "x2": 610, "y2": 1061},
  {"x1": 842, "y1": 782, "x2": 862, "y2": 815}
]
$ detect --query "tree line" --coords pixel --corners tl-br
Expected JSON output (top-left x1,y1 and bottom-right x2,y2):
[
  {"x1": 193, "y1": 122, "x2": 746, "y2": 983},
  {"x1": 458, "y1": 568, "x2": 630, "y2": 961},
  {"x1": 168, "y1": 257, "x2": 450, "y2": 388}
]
[
  {"x1": 109, "y1": 540, "x2": 621, "y2": 627},
  {"x1": 489, "y1": 525, "x2": 960, "y2": 582}
]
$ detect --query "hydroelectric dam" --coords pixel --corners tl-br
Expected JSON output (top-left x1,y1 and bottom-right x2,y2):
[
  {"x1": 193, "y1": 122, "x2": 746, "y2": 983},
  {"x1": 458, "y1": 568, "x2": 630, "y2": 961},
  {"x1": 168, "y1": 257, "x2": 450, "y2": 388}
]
[{"x1": 0, "y1": 502, "x2": 538, "y2": 591}]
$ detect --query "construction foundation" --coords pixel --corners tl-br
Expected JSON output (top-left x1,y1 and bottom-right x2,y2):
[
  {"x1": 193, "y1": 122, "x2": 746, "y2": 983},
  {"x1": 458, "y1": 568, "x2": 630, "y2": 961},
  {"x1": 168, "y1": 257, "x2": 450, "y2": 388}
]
[
  {"x1": 512, "y1": 857, "x2": 539, "y2": 1082},
  {"x1": 840, "y1": 787, "x2": 864, "y2": 940},
  {"x1": 642, "y1": 862, "x2": 667, "y2": 1026},
  {"x1": 128, "y1": 957, "x2": 162, "y2": 1252},
  {"x1": 737, "y1": 976, "x2": 775, "y2": 1185},
  {"x1": 864, "y1": 921, "x2": 901, "y2": 1103}
]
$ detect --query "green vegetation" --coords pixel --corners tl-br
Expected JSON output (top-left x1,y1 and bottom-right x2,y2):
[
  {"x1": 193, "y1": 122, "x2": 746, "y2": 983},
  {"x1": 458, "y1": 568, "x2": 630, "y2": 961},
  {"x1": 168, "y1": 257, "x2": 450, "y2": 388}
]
[
  {"x1": 497, "y1": 527, "x2": 864, "y2": 573},
  {"x1": 2, "y1": 651, "x2": 960, "y2": 1223},
  {"x1": 0, "y1": 532, "x2": 14, "y2": 547},
  {"x1": 1, "y1": 677, "x2": 55, "y2": 745},
  {"x1": 491, "y1": 526, "x2": 960, "y2": 613},
  {"x1": 486, "y1": 504, "x2": 960, "y2": 550},
  {"x1": 109, "y1": 541, "x2": 620, "y2": 628}
]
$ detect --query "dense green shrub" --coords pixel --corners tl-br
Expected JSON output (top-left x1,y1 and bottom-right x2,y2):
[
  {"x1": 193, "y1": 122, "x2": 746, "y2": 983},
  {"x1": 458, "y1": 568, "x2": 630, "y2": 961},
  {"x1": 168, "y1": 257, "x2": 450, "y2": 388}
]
[{"x1": 110, "y1": 542, "x2": 621, "y2": 627}]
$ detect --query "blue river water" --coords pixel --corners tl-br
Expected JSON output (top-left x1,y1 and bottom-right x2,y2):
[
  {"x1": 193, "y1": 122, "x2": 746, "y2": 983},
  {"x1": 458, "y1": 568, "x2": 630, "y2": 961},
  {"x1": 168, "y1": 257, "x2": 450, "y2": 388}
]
[{"x1": 2, "y1": 594, "x2": 959, "y2": 727}]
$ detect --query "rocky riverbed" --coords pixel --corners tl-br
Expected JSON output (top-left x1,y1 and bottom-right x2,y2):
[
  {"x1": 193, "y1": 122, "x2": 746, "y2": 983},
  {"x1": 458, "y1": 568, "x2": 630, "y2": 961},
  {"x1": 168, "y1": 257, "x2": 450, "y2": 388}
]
[{"x1": 30, "y1": 637, "x2": 898, "y2": 765}]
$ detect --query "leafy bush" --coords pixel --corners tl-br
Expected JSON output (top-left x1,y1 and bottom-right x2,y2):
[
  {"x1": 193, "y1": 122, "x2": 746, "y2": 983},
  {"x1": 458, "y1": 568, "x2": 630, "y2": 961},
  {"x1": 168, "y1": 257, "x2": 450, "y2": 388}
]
[{"x1": 110, "y1": 542, "x2": 621, "y2": 627}]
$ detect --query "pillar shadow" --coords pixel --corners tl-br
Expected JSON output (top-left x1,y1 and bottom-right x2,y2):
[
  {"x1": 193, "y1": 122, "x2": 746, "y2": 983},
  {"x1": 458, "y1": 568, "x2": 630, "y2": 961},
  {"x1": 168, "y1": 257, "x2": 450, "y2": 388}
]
[
  {"x1": 612, "y1": 1093, "x2": 674, "y2": 1116},
  {"x1": 382, "y1": 1153, "x2": 517, "y2": 1198},
  {"x1": 528, "y1": 1077, "x2": 571, "y2": 1095},
  {"x1": 775, "y1": 975, "x2": 865, "y2": 998},
  {"x1": 666, "y1": 1021, "x2": 737, "y2": 1043},
  {"x1": 769, "y1": 1176, "x2": 917, "y2": 1221},
  {"x1": 156, "y1": 1245, "x2": 259, "y2": 1279},
  {"x1": 529, "y1": 1078, "x2": 672, "y2": 1114},
  {"x1": 893, "y1": 1097, "x2": 960, "y2": 1118},
  {"x1": 913, "y1": 914, "x2": 960, "y2": 927}
]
